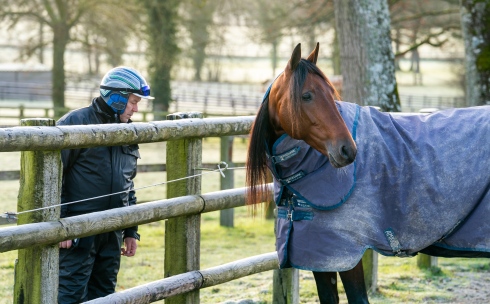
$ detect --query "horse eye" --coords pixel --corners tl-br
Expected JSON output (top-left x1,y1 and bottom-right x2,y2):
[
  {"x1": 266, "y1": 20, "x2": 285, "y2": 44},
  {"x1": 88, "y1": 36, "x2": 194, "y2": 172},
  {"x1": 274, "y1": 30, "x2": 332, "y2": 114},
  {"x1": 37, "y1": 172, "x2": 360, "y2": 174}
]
[{"x1": 302, "y1": 92, "x2": 312, "y2": 101}]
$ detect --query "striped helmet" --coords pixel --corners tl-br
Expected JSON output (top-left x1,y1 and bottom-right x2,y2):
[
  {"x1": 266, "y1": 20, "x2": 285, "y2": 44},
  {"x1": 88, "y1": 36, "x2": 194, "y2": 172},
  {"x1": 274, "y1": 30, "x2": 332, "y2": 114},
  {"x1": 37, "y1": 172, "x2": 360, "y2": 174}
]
[{"x1": 99, "y1": 66, "x2": 154, "y2": 114}]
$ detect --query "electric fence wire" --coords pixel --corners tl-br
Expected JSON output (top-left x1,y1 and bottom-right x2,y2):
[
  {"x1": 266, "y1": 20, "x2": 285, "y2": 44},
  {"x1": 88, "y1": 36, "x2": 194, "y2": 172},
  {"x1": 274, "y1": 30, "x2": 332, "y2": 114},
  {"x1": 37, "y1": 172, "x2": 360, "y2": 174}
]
[{"x1": 2, "y1": 162, "x2": 246, "y2": 221}]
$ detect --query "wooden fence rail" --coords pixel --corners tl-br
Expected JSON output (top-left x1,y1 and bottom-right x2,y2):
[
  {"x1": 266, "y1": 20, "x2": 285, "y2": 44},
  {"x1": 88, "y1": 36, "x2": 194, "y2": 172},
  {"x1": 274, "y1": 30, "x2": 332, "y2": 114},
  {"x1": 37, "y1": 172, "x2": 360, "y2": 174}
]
[
  {"x1": 86, "y1": 252, "x2": 279, "y2": 304},
  {"x1": 0, "y1": 187, "x2": 264, "y2": 253},
  {"x1": 0, "y1": 116, "x2": 254, "y2": 152}
]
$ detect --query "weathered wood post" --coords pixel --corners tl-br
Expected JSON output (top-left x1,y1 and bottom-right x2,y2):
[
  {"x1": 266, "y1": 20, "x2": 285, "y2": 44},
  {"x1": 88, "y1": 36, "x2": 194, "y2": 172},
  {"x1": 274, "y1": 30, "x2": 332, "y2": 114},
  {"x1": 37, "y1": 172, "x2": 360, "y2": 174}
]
[
  {"x1": 19, "y1": 104, "x2": 25, "y2": 119},
  {"x1": 272, "y1": 207, "x2": 299, "y2": 304},
  {"x1": 14, "y1": 118, "x2": 62, "y2": 304},
  {"x1": 362, "y1": 249, "x2": 378, "y2": 292},
  {"x1": 272, "y1": 268, "x2": 299, "y2": 304},
  {"x1": 165, "y1": 112, "x2": 203, "y2": 304},
  {"x1": 220, "y1": 136, "x2": 234, "y2": 227},
  {"x1": 417, "y1": 254, "x2": 437, "y2": 269},
  {"x1": 264, "y1": 171, "x2": 275, "y2": 219}
]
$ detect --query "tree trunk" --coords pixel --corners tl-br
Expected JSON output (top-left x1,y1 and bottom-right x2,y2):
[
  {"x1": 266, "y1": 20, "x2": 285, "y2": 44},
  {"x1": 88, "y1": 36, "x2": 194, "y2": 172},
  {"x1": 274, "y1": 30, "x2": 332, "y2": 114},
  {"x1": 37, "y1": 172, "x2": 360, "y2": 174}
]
[
  {"x1": 460, "y1": 0, "x2": 490, "y2": 106},
  {"x1": 145, "y1": 0, "x2": 180, "y2": 120},
  {"x1": 333, "y1": 0, "x2": 401, "y2": 112},
  {"x1": 39, "y1": 22, "x2": 44, "y2": 64},
  {"x1": 307, "y1": 26, "x2": 317, "y2": 55},
  {"x1": 332, "y1": 23, "x2": 341, "y2": 76},
  {"x1": 271, "y1": 39, "x2": 280, "y2": 78},
  {"x1": 187, "y1": 0, "x2": 215, "y2": 82},
  {"x1": 394, "y1": 27, "x2": 401, "y2": 71},
  {"x1": 52, "y1": 24, "x2": 69, "y2": 119}
]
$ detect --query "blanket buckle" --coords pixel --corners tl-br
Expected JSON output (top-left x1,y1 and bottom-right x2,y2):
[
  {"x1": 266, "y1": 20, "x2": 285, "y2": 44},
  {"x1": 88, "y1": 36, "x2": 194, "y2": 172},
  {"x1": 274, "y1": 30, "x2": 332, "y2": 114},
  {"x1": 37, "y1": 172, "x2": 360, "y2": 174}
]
[{"x1": 383, "y1": 228, "x2": 411, "y2": 257}]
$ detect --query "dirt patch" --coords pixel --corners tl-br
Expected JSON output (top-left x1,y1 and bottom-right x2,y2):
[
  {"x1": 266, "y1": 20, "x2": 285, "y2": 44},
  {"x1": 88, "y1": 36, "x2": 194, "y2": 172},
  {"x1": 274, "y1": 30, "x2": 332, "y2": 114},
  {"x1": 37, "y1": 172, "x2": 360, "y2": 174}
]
[{"x1": 450, "y1": 271, "x2": 490, "y2": 303}]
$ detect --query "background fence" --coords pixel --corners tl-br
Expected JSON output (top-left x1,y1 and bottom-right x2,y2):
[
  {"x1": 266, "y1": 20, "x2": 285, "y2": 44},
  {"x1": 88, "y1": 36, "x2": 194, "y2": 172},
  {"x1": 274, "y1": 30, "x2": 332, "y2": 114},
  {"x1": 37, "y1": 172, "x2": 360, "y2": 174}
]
[{"x1": 0, "y1": 80, "x2": 465, "y2": 127}]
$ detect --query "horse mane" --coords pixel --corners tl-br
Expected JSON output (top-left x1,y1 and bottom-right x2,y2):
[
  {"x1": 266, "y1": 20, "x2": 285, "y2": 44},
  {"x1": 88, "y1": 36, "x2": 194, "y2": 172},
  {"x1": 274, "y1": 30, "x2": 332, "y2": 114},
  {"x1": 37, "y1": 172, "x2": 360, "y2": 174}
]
[
  {"x1": 246, "y1": 97, "x2": 273, "y2": 207},
  {"x1": 246, "y1": 59, "x2": 340, "y2": 206}
]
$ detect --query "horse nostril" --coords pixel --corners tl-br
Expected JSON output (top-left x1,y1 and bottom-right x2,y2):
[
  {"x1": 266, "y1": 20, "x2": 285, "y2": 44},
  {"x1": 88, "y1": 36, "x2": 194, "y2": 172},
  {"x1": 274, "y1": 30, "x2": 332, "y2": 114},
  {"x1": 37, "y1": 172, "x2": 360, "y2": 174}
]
[
  {"x1": 340, "y1": 145, "x2": 349, "y2": 159},
  {"x1": 340, "y1": 145, "x2": 356, "y2": 162}
]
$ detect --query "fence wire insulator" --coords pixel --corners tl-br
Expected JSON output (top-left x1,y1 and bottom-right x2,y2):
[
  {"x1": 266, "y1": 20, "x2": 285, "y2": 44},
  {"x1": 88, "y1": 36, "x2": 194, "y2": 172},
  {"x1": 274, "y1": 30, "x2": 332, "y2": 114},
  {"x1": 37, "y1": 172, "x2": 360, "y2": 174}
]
[
  {"x1": 217, "y1": 161, "x2": 228, "y2": 178},
  {"x1": 195, "y1": 161, "x2": 228, "y2": 178},
  {"x1": 1, "y1": 212, "x2": 17, "y2": 221}
]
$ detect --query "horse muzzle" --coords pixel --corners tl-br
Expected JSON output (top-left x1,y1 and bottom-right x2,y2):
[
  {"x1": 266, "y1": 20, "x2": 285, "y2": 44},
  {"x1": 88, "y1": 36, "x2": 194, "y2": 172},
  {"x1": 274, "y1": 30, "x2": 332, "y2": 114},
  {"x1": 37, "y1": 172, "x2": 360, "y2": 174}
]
[{"x1": 328, "y1": 142, "x2": 357, "y2": 168}]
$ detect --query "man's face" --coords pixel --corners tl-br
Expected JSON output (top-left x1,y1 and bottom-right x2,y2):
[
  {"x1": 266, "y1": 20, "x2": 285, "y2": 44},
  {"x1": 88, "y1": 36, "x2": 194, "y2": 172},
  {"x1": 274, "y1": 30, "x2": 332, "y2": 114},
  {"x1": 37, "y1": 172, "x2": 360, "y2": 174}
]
[{"x1": 120, "y1": 94, "x2": 141, "y2": 123}]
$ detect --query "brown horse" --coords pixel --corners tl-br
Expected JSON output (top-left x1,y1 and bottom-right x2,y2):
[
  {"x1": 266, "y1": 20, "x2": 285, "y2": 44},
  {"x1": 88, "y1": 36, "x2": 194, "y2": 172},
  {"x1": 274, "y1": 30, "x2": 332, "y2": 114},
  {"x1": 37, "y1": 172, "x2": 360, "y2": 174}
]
[
  {"x1": 246, "y1": 43, "x2": 368, "y2": 303},
  {"x1": 246, "y1": 43, "x2": 490, "y2": 303}
]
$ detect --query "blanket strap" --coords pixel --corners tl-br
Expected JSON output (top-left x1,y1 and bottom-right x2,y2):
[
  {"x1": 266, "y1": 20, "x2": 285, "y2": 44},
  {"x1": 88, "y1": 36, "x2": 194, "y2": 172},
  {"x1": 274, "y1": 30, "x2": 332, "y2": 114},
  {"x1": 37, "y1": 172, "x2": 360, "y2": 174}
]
[
  {"x1": 277, "y1": 195, "x2": 314, "y2": 221},
  {"x1": 384, "y1": 228, "x2": 411, "y2": 257},
  {"x1": 277, "y1": 208, "x2": 314, "y2": 221}
]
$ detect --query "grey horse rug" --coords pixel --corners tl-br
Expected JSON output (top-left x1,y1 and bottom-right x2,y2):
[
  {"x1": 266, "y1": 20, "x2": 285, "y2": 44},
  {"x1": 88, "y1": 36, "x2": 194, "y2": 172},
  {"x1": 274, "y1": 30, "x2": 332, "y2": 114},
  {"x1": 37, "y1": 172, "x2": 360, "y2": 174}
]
[{"x1": 268, "y1": 101, "x2": 490, "y2": 272}]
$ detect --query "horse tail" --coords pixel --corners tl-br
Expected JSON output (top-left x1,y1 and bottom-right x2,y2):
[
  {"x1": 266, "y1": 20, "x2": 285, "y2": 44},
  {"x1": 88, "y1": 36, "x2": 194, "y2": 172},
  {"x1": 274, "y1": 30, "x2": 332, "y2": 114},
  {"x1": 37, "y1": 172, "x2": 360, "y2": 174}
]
[{"x1": 246, "y1": 98, "x2": 272, "y2": 207}]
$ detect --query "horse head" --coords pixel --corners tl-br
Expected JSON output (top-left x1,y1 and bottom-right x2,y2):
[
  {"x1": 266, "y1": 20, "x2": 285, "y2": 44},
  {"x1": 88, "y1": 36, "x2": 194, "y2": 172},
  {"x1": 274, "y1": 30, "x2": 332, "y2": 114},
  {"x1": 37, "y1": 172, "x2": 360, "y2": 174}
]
[
  {"x1": 267, "y1": 42, "x2": 357, "y2": 168},
  {"x1": 246, "y1": 43, "x2": 358, "y2": 206}
]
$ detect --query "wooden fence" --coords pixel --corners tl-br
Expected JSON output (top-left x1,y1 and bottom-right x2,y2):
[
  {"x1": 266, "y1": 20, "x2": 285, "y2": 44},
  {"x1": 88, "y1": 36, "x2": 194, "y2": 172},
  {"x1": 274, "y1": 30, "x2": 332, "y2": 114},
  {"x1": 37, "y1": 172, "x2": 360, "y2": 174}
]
[
  {"x1": 0, "y1": 114, "x2": 305, "y2": 304},
  {"x1": 0, "y1": 112, "x2": 436, "y2": 303}
]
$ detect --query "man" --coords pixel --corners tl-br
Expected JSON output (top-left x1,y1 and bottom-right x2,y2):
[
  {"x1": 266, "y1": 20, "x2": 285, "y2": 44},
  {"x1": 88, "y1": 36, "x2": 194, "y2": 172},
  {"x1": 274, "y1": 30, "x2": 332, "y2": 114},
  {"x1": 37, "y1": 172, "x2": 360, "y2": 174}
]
[{"x1": 56, "y1": 66, "x2": 154, "y2": 303}]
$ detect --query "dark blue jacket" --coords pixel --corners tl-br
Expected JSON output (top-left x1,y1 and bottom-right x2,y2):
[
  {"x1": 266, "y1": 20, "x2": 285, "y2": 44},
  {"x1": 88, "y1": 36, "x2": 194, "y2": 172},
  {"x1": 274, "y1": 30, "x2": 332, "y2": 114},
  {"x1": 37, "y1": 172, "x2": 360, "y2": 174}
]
[{"x1": 56, "y1": 97, "x2": 140, "y2": 240}]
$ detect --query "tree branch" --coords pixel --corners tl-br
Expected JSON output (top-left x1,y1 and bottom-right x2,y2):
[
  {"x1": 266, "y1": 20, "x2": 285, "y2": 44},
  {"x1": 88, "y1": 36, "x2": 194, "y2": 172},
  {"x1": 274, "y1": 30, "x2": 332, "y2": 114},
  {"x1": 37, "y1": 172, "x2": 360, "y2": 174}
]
[
  {"x1": 395, "y1": 29, "x2": 448, "y2": 58},
  {"x1": 392, "y1": 8, "x2": 459, "y2": 25}
]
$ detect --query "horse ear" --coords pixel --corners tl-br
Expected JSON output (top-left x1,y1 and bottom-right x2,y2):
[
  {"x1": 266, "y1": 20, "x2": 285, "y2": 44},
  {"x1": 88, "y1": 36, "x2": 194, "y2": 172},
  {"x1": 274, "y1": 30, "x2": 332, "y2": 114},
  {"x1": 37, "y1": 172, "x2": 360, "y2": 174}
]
[
  {"x1": 307, "y1": 42, "x2": 319, "y2": 64},
  {"x1": 287, "y1": 43, "x2": 302, "y2": 71}
]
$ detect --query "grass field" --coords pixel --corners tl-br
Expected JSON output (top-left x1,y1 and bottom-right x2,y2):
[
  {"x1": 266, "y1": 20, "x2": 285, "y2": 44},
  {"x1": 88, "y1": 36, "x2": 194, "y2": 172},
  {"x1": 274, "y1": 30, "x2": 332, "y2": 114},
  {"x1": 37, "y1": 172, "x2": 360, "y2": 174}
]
[{"x1": 1, "y1": 136, "x2": 490, "y2": 303}]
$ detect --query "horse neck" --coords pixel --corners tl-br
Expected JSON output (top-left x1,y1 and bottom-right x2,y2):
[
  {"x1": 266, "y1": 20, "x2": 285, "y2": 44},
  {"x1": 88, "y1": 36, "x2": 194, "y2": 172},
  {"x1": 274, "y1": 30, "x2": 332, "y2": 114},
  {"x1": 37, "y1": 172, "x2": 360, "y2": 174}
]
[{"x1": 268, "y1": 104, "x2": 285, "y2": 143}]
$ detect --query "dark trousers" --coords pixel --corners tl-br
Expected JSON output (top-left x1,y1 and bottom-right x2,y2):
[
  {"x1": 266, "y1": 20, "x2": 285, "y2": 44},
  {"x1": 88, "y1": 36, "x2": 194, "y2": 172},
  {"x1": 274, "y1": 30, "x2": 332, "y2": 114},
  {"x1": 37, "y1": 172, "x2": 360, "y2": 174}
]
[{"x1": 58, "y1": 231, "x2": 122, "y2": 304}]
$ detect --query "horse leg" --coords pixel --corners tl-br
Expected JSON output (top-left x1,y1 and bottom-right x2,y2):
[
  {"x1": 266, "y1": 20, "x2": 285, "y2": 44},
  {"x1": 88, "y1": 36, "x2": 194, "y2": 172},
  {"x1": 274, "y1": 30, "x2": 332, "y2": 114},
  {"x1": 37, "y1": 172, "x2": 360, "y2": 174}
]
[
  {"x1": 338, "y1": 260, "x2": 370, "y2": 304},
  {"x1": 313, "y1": 271, "x2": 340, "y2": 304}
]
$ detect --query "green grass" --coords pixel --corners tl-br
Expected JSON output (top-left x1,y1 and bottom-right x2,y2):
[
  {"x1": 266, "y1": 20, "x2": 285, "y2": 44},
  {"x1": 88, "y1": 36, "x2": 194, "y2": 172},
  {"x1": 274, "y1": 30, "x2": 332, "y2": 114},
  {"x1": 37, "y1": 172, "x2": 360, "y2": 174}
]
[
  {"x1": 5, "y1": 220, "x2": 490, "y2": 304},
  {"x1": 1, "y1": 137, "x2": 490, "y2": 303}
]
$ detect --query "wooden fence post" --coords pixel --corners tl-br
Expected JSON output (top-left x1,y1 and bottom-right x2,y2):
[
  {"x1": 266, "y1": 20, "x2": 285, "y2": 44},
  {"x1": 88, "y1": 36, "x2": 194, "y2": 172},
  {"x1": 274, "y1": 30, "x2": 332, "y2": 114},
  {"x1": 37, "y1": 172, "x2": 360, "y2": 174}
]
[
  {"x1": 264, "y1": 171, "x2": 275, "y2": 219},
  {"x1": 19, "y1": 105, "x2": 24, "y2": 119},
  {"x1": 220, "y1": 136, "x2": 234, "y2": 227},
  {"x1": 273, "y1": 210, "x2": 299, "y2": 303},
  {"x1": 165, "y1": 112, "x2": 203, "y2": 304},
  {"x1": 362, "y1": 249, "x2": 378, "y2": 293},
  {"x1": 14, "y1": 118, "x2": 61, "y2": 304},
  {"x1": 417, "y1": 254, "x2": 437, "y2": 269},
  {"x1": 272, "y1": 268, "x2": 299, "y2": 304}
]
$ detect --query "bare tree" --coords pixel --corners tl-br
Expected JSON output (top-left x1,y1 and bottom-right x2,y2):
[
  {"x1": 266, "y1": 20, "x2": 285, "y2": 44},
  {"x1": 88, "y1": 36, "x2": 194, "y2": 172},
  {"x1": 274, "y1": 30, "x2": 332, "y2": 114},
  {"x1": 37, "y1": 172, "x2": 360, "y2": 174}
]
[
  {"x1": 71, "y1": 4, "x2": 139, "y2": 76},
  {"x1": 238, "y1": 0, "x2": 336, "y2": 78},
  {"x1": 460, "y1": 0, "x2": 490, "y2": 106},
  {"x1": 181, "y1": 0, "x2": 221, "y2": 81},
  {"x1": 143, "y1": 0, "x2": 180, "y2": 119},
  {"x1": 0, "y1": 0, "x2": 139, "y2": 118},
  {"x1": 238, "y1": 0, "x2": 290, "y2": 77},
  {"x1": 389, "y1": 0, "x2": 461, "y2": 73},
  {"x1": 334, "y1": 0, "x2": 401, "y2": 112},
  {"x1": 279, "y1": 0, "x2": 333, "y2": 47},
  {"x1": 291, "y1": 0, "x2": 339, "y2": 74}
]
